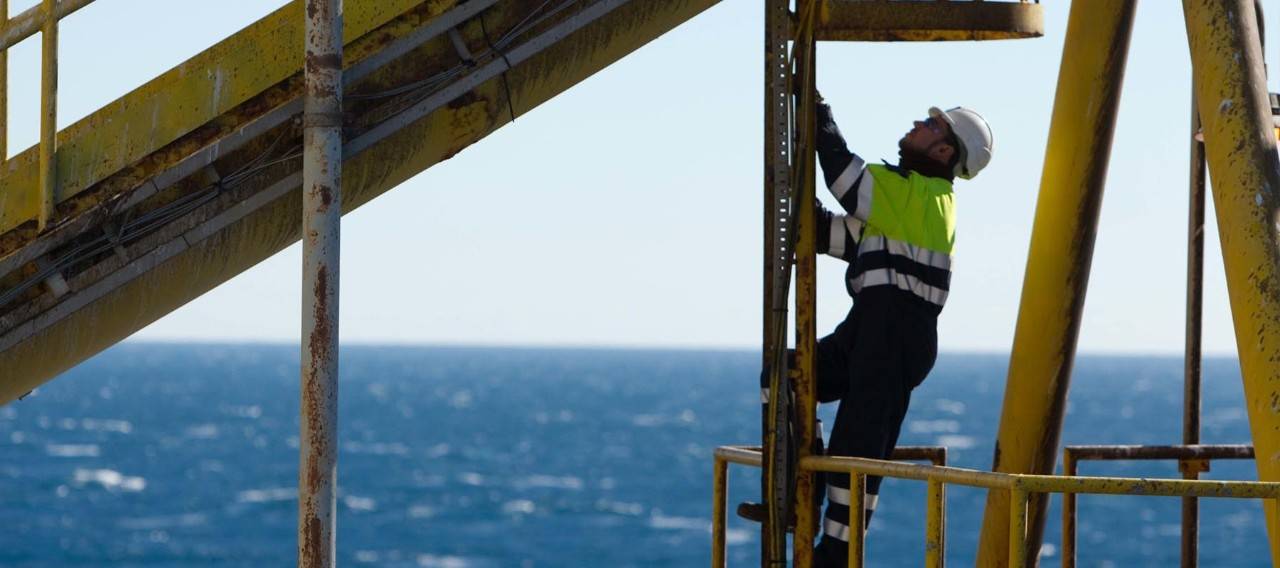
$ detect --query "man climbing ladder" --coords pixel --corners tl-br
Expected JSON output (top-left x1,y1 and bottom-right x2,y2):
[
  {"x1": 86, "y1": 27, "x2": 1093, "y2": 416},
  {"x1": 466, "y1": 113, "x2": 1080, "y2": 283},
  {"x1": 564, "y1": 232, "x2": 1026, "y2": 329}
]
[{"x1": 807, "y1": 90, "x2": 993, "y2": 566}]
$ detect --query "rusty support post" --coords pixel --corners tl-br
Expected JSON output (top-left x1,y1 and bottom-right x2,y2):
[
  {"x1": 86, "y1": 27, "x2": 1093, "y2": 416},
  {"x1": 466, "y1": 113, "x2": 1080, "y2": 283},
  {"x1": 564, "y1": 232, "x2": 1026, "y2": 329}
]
[
  {"x1": 792, "y1": 30, "x2": 819, "y2": 568},
  {"x1": 977, "y1": 2, "x2": 1137, "y2": 565},
  {"x1": 37, "y1": 0, "x2": 55, "y2": 231},
  {"x1": 299, "y1": 0, "x2": 342, "y2": 567},
  {"x1": 848, "y1": 472, "x2": 865, "y2": 568},
  {"x1": 762, "y1": 0, "x2": 793, "y2": 563},
  {"x1": 1184, "y1": 1, "x2": 1280, "y2": 563},
  {"x1": 1, "y1": 0, "x2": 7, "y2": 163},
  {"x1": 1062, "y1": 449, "x2": 1077, "y2": 568},
  {"x1": 1181, "y1": 93, "x2": 1207, "y2": 568},
  {"x1": 713, "y1": 455, "x2": 728, "y2": 568},
  {"x1": 1009, "y1": 487, "x2": 1028, "y2": 568}
]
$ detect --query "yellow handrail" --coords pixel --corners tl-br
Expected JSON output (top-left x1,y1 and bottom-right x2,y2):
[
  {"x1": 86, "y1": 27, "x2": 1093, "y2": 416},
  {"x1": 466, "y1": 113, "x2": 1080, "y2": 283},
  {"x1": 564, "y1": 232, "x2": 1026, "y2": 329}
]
[{"x1": 712, "y1": 446, "x2": 1280, "y2": 568}]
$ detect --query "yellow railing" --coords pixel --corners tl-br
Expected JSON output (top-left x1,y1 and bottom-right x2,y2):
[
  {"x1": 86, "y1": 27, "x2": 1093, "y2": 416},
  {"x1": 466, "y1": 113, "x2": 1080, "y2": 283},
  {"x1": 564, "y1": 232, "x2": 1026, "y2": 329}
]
[
  {"x1": 0, "y1": 0, "x2": 98, "y2": 231},
  {"x1": 712, "y1": 446, "x2": 1280, "y2": 568}
]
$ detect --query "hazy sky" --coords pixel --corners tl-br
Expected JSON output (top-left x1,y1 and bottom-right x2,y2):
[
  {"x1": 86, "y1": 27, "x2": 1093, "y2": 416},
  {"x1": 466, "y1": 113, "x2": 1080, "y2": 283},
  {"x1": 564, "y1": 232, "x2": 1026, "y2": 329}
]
[{"x1": 10, "y1": 1, "x2": 1277, "y2": 355}]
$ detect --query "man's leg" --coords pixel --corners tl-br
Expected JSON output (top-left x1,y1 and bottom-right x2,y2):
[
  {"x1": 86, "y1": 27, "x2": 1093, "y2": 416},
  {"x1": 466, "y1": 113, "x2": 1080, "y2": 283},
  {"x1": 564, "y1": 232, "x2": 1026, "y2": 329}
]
[{"x1": 812, "y1": 301, "x2": 911, "y2": 567}]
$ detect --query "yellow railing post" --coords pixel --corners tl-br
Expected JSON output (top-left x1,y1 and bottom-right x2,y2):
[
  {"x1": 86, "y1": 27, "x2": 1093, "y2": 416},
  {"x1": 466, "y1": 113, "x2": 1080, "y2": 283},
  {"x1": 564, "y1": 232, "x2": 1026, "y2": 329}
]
[
  {"x1": 37, "y1": 0, "x2": 56, "y2": 231},
  {"x1": 1182, "y1": 2, "x2": 1280, "y2": 564},
  {"x1": 977, "y1": 1, "x2": 1138, "y2": 564},
  {"x1": 1009, "y1": 487, "x2": 1029, "y2": 568},
  {"x1": 848, "y1": 472, "x2": 865, "y2": 568},
  {"x1": 926, "y1": 478, "x2": 945, "y2": 568},
  {"x1": 712, "y1": 456, "x2": 727, "y2": 568}
]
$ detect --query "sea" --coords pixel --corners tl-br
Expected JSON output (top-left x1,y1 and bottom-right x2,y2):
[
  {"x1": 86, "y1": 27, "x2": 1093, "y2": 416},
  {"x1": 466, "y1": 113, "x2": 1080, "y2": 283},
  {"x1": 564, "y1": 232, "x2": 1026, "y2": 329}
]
[{"x1": 0, "y1": 343, "x2": 1269, "y2": 567}]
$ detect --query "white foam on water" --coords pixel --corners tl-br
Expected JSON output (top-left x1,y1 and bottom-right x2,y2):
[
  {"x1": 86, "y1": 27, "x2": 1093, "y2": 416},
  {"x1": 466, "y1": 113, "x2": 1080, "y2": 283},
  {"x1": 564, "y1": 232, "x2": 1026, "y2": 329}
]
[
  {"x1": 595, "y1": 499, "x2": 644, "y2": 516},
  {"x1": 80, "y1": 418, "x2": 133, "y2": 434},
  {"x1": 908, "y1": 419, "x2": 960, "y2": 434},
  {"x1": 343, "y1": 495, "x2": 377, "y2": 512},
  {"x1": 935, "y1": 435, "x2": 977, "y2": 450},
  {"x1": 345, "y1": 441, "x2": 409, "y2": 456},
  {"x1": 516, "y1": 474, "x2": 583, "y2": 490},
  {"x1": 236, "y1": 487, "x2": 295, "y2": 504},
  {"x1": 648, "y1": 513, "x2": 709, "y2": 531},
  {"x1": 726, "y1": 528, "x2": 752, "y2": 546},
  {"x1": 417, "y1": 554, "x2": 470, "y2": 568},
  {"x1": 458, "y1": 472, "x2": 485, "y2": 487},
  {"x1": 501, "y1": 499, "x2": 536, "y2": 515},
  {"x1": 46, "y1": 444, "x2": 101, "y2": 458},
  {"x1": 72, "y1": 468, "x2": 146, "y2": 492},
  {"x1": 408, "y1": 504, "x2": 436, "y2": 518},
  {"x1": 118, "y1": 513, "x2": 207, "y2": 530},
  {"x1": 185, "y1": 424, "x2": 219, "y2": 439},
  {"x1": 934, "y1": 399, "x2": 967, "y2": 415}
]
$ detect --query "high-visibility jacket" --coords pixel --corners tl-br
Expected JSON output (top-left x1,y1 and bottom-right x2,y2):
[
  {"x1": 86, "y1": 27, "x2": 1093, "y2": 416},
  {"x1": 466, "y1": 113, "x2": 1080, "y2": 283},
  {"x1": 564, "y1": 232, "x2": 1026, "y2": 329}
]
[{"x1": 815, "y1": 103, "x2": 957, "y2": 314}]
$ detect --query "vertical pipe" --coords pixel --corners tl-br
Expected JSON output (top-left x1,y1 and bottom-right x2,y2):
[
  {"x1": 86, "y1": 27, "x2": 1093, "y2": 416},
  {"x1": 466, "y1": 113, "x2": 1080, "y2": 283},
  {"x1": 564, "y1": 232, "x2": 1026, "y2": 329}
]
[
  {"x1": 848, "y1": 473, "x2": 865, "y2": 568},
  {"x1": 37, "y1": 0, "x2": 55, "y2": 231},
  {"x1": 1062, "y1": 452, "x2": 1077, "y2": 568},
  {"x1": 1183, "y1": 2, "x2": 1280, "y2": 564},
  {"x1": 926, "y1": 478, "x2": 945, "y2": 568},
  {"x1": 299, "y1": 0, "x2": 342, "y2": 567},
  {"x1": 1, "y1": 0, "x2": 8, "y2": 163},
  {"x1": 761, "y1": 0, "x2": 792, "y2": 563},
  {"x1": 792, "y1": 32, "x2": 819, "y2": 568},
  {"x1": 1181, "y1": 94, "x2": 1206, "y2": 568},
  {"x1": 976, "y1": 2, "x2": 1137, "y2": 565},
  {"x1": 712, "y1": 457, "x2": 727, "y2": 568},
  {"x1": 1009, "y1": 488, "x2": 1029, "y2": 568}
]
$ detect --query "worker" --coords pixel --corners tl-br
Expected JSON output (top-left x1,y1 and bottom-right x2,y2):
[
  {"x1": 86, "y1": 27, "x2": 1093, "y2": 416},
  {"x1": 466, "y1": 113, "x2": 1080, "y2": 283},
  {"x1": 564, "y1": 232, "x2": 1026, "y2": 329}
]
[{"x1": 807, "y1": 91, "x2": 992, "y2": 566}]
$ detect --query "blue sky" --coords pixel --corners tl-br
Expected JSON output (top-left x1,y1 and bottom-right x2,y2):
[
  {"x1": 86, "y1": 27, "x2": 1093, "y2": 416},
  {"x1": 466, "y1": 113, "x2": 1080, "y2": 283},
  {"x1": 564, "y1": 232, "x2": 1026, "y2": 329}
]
[{"x1": 8, "y1": 1, "x2": 1274, "y2": 355}]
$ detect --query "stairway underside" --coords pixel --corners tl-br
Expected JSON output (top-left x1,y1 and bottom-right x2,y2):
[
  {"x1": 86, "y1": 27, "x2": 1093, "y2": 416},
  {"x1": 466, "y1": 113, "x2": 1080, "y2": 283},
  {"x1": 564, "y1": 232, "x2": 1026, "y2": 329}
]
[{"x1": 0, "y1": 0, "x2": 718, "y2": 403}]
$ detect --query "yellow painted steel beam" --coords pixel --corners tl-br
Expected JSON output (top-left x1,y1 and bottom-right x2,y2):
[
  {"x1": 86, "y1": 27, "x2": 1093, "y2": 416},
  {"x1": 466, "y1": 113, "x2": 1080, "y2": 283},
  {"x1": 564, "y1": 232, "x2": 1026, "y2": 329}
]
[
  {"x1": 0, "y1": 0, "x2": 721, "y2": 404},
  {"x1": 814, "y1": 0, "x2": 1042, "y2": 42},
  {"x1": 0, "y1": 0, "x2": 422, "y2": 241},
  {"x1": 975, "y1": 2, "x2": 1137, "y2": 566},
  {"x1": 1183, "y1": 1, "x2": 1280, "y2": 564}
]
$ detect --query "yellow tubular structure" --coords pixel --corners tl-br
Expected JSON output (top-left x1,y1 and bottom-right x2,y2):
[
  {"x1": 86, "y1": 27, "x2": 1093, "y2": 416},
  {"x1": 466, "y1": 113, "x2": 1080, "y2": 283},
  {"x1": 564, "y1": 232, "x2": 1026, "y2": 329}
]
[
  {"x1": 0, "y1": 0, "x2": 722, "y2": 404},
  {"x1": 711, "y1": 455, "x2": 727, "y2": 568},
  {"x1": 792, "y1": 4, "x2": 820, "y2": 564},
  {"x1": 976, "y1": 2, "x2": 1137, "y2": 566},
  {"x1": 926, "y1": 479, "x2": 944, "y2": 568},
  {"x1": 1183, "y1": 1, "x2": 1280, "y2": 563},
  {"x1": 37, "y1": 0, "x2": 55, "y2": 231}
]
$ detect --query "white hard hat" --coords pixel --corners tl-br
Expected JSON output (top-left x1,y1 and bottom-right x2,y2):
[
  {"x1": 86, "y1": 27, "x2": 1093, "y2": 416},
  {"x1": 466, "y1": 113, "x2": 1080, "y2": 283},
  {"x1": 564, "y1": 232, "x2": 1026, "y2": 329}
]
[{"x1": 929, "y1": 106, "x2": 993, "y2": 180}]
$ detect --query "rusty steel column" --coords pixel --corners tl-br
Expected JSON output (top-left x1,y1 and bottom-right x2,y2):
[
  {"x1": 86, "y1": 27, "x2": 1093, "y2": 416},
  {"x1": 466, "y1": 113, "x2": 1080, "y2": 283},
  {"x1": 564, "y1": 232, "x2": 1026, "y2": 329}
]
[
  {"x1": 1183, "y1": 1, "x2": 1280, "y2": 564},
  {"x1": 1181, "y1": 95, "x2": 1207, "y2": 568},
  {"x1": 791, "y1": 32, "x2": 819, "y2": 568},
  {"x1": 299, "y1": 0, "x2": 342, "y2": 567},
  {"x1": 975, "y1": 1, "x2": 1137, "y2": 566}
]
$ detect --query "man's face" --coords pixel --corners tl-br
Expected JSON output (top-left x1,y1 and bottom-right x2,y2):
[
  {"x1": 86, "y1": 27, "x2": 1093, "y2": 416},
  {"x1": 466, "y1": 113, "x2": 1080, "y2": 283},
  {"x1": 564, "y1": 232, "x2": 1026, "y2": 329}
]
[{"x1": 899, "y1": 115, "x2": 957, "y2": 166}]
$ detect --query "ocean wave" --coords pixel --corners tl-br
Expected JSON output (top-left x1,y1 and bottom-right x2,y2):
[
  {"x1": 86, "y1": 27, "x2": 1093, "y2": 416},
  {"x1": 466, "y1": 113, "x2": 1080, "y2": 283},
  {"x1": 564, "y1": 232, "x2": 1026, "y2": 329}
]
[
  {"x1": 908, "y1": 419, "x2": 960, "y2": 434},
  {"x1": 501, "y1": 499, "x2": 535, "y2": 515},
  {"x1": 185, "y1": 424, "x2": 220, "y2": 439},
  {"x1": 648, "y1": 513, "x2": 708, "y2": 531},
  {"x1": 417, "y1": 554, "x2": 470, "y2": 568},
  {"x1": 80, "y1": 418, "x2": 133, "y2": 434},
  {"x1": 345, "y1": 441, "x2": 409, "y2": 456},
  {"x1": 595, "y1": 499, "x2": 644, "y2": 516},
  {"x1": 236, "y1": 487, "x2": 295, "y2": 504},
  {"x1": 514, "y1": 474, "x2": 583, "y2": 491},
  {"x1": 935, "y1": 434, "x2": 977, "y2": 450},
  {"x1": 343, "y1": 495, "x2": 377, "y2": 512},
  {"x1": 118, "y1": 513, "x2": 207, "y2": 530},
  {"x1": 72, "y1": 468, "x2": 145, "y2": 492},
  {"x1": 46, "y1": 444, "x2": 101, "y2": 458}
]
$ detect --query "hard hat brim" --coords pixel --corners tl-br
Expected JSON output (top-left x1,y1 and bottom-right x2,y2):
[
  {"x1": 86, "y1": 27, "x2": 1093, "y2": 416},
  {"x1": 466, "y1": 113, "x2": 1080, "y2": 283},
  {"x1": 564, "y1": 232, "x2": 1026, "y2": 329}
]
[{"x1": 928, "y1": 107, "x2": 955, "y2": 128}]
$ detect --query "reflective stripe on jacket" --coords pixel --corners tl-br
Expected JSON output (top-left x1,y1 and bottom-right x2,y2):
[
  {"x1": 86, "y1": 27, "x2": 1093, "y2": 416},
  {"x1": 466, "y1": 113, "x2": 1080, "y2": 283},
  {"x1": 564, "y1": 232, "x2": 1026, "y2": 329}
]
[{"x1": 814, "y1": 102, "x2": 957, "y2": 311}]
